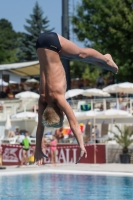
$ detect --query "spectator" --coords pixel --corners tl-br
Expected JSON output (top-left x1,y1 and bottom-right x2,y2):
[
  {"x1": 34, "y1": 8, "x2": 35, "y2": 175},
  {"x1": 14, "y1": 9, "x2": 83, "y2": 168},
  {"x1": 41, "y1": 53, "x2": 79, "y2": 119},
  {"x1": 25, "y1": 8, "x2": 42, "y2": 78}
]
[
  {"x1": 5, "y1": 86, "x2": 11, "y2": 96},
  {"x1": 91, "y1": 125, "x2": 100, "y2": 143},
  {"x1": 91, "y1": 126, "x2": 95, "y2": 141},
  {"x1": 95, "y1": 125, "x2": 100, "y2": 143},
  {"x1": 49, "y1": 135, "x2": 57, "y2": 166},
  {"x1": 7, "y1": 131, "x2": 15, "y2": 138},
  {"x1": 41, "y1": 136, "x2": 47, "y2": 156},
  {"x1": 21, "y1": 131, "x2": 30, "y2": 165},
  {"x1": 55, "y1": 128, "x2": 64, "y2": 143},
  {"x1": 106, "y1": 72, "x2": 115, "y2": 86},
  {"x1": 32, "y1": 104, "x2": 39, "y2": 113},
  {"x1": 96, "y1": 73, "x2": 104, "y2": 88},
  {"x1": 113, "y1": 98, "x2": 126, "y2": 110},
  {"x1": 15, "y1": 127, "x2": 20, "y2": 135}
]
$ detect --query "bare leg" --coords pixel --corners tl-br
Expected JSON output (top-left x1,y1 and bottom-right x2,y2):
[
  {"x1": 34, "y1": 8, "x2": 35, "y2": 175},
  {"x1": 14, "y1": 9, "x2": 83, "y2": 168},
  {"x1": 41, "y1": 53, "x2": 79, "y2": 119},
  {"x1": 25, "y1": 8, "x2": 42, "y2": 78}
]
[
  {"x1": 21, "y1": 150, "x2": 25, "y2": 165},
  {"x1": 25, "y1": 151, "x2": 29, "y2": 165},
  {"x1": 51, "y1": 151, "x2": 54, "y2": 165},
  {"x1": 58, "y1": 35, "x2": 118, "y2": 74},
  {"x1": 53, "y1": 150, "x2": 56, "y2": 166}
]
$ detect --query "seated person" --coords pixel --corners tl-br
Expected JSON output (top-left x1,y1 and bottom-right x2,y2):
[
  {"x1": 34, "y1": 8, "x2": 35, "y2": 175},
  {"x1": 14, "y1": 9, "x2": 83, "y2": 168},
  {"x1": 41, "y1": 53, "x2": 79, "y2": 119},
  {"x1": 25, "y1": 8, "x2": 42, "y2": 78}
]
[
  {"x1": 7, "y1": 131, "x2": 15, "y2": 138},
  {"x1": 15, "y1": 127, "x2": 20, "y2": 135}
]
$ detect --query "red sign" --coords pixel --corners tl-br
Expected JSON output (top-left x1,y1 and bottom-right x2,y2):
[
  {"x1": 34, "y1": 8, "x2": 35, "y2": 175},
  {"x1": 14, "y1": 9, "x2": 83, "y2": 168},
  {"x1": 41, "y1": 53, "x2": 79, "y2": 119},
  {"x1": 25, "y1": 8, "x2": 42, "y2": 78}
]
[{"x1": 1, "y1": 144, "x2": 105, "y2": 165}]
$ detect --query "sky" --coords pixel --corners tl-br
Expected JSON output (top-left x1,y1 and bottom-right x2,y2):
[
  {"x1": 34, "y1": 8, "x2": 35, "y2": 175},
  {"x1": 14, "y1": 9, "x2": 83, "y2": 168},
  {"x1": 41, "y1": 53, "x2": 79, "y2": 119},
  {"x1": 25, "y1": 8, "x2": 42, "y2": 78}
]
[{"x1": 0, "y1": 0, "x2": 84, "y2": 47}]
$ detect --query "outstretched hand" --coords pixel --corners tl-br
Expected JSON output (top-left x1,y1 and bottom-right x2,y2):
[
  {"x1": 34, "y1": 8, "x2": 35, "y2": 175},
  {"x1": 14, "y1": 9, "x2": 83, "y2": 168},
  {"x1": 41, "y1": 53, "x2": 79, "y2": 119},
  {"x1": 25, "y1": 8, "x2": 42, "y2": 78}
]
[
  {"x1": 34, "y1": 149, "x2": 48, "y2": 166},
  {"x1": 75, "y1": 147, "x2": 87, "y2": 164}
]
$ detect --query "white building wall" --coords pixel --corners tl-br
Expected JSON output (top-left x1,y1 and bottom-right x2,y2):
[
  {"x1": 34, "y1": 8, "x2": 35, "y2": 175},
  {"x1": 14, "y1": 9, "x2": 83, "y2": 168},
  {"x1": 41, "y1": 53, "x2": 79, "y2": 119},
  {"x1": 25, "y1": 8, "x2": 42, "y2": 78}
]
[{"x1": 0, "y1": 71, "x2": 29, "y2": 83}]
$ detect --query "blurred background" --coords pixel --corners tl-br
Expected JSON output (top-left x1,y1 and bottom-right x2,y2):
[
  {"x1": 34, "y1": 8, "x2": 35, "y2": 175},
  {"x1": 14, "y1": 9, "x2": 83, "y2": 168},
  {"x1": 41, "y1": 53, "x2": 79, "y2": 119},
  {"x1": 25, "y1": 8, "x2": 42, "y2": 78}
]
[{"x1": 0, "y1": 0, "x2": 133, "y2": 165}]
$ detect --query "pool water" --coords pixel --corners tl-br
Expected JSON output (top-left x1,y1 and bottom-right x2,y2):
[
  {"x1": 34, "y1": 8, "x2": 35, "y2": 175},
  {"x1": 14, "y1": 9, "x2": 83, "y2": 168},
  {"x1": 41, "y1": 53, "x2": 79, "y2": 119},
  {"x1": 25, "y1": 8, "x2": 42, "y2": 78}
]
[{"x1": 0, "y1": 173, "x2": 133, "y2": 200}]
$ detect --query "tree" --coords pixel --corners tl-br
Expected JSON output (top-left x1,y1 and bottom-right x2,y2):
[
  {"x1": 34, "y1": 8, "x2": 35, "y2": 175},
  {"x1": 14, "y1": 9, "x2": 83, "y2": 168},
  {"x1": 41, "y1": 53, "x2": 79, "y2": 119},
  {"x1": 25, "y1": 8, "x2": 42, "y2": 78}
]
[
  {"x1": 70, "y1": 60, "x2": 100, "y2": 86},
  {"x1": 0, "y1": 19, "x2": 18, "y2": 64},
  {"x1": 72, "y1": 0, "x2": 133, "y2": 82},
  {"x1": 17, "y1": 2, "x2": 54, "y2": 61}
]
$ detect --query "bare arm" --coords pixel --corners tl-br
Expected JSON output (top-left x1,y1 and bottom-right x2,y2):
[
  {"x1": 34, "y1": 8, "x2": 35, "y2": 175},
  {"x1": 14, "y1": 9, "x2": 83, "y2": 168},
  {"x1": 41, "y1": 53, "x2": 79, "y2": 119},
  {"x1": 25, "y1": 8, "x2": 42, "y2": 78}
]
[
  {"x1": 56, "y1": 95, "x2": 87, "y2": 163},
  {"x1": 36, "y1": 98, "x2": 47, "y2": 148},
  {"x1": 56, "y1": 95, "x2": 84, "y2": 147},
  {"x1": 35, "y1": 98, "x2": 48, "y2": 164}
]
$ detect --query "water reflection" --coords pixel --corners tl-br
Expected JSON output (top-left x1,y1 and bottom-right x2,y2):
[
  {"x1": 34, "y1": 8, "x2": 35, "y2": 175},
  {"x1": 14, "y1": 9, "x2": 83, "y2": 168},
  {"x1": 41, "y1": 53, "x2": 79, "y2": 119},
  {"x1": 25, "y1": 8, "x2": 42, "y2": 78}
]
[{"x1": 0, "y1": 174, "x2": 133, "y2": 200}]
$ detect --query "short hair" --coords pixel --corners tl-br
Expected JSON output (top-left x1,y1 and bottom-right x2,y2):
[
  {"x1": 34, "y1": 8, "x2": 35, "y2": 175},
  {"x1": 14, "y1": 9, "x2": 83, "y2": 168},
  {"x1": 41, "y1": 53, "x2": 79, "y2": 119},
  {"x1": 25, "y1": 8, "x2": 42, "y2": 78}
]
[{"x1": 42, "y1": 105, "x2": 64, "y2": 128}]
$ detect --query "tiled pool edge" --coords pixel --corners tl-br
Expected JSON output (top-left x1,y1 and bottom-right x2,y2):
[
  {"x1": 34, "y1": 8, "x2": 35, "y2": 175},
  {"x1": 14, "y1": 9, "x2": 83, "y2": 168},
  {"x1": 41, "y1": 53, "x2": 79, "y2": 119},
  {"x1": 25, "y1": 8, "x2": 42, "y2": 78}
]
[{"x1": 1, "y1": 169, "x2": 133, "y2": 177}]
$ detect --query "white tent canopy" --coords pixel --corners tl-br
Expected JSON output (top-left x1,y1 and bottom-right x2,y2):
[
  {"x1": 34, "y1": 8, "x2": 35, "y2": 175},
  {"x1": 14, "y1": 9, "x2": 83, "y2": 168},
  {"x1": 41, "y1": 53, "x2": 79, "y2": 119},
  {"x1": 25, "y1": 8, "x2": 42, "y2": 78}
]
[
  {"x1": 15, "y1": 91, "x2": 39, "y2": 99},
  {"x1": 0, "y1": 61, "x2": 39, "y2": 76}
]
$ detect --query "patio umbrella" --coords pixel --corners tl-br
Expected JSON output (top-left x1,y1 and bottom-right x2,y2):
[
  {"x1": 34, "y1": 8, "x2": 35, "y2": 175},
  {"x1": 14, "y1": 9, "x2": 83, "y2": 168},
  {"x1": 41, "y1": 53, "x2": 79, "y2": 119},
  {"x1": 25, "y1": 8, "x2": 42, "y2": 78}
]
[
  {"x1": 5, "y1": 115, "x2": 12, "y2": 130},
  {"x1": 11, "y1": 112, "x2": 37, "y2": 130},
  {"x1": 96, "y1": 109, "x2": 131, "y2": 118},
  {"x1": 102, "y1": 84, "x2": 118, "y2": 93},
  {"x1": 103, "y1": 82, "x2": 133, "y2": 94},
  {"x1": 25, "y1": 78, "x2": 39, "y2": 83},
  {"x1": 0, "y1": 79, "x2": 8, "y2": 86},
  {"x1": 15, "y1": 91, "x2": 39, "y2": 98},
  {"x1": 82, "y1": 88, "x2": 110, "y2": 97},
  {"x1": 103, "y1": 82, "x2": 133, "y2": 111},
  {"x1": 65, "y1": 89, "x2": 84, "y2": 99},
  {"x1": 9, "y1": 80, "x2": 18, "y2": 84},
  {"x1": 64, "y1": 110, "x2": 99, "y2": 123},
  {"x1": 11, "y1": 112, "x2": 37, "y2": 119}
]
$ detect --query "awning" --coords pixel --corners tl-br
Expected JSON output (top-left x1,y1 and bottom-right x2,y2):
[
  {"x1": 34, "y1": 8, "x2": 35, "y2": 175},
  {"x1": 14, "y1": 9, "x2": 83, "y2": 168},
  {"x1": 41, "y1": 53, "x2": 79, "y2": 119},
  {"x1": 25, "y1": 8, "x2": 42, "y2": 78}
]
[{"x1": 0, "y1": 61, "x2": 40, "y2": 76}]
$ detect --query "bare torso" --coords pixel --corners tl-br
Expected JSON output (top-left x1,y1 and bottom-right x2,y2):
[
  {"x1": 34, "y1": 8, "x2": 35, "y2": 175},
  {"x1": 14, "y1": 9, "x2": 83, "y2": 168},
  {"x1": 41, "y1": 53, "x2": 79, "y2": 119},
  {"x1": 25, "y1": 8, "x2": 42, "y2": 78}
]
[{"x1": 37, "y1": 48, "x2": 66, "y2": 104}]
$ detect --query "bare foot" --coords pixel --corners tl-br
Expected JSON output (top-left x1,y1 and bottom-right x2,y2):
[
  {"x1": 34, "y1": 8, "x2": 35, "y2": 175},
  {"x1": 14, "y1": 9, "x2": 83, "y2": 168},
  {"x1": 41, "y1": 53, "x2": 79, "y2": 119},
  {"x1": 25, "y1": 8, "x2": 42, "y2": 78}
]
[
  {"x1": 94, "y1": 54, "x2": 118, "y2": 74},
  {"x1": 104, "y1": 54, "x2": 118, "y2": 74}
]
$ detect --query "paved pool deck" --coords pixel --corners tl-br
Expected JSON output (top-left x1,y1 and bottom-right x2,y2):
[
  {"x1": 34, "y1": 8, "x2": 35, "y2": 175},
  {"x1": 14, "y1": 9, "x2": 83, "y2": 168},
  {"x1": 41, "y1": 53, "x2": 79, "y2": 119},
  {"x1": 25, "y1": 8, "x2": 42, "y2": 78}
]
[{"x1": 1, "y1": 163, "x2": 133, "y2": 176}]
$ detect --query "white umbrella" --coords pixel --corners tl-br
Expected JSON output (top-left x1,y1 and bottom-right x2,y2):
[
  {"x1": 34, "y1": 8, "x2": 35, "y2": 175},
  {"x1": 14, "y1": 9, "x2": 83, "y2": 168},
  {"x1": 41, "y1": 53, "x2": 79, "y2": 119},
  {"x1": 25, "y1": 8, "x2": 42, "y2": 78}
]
[
  {"x1": 9, "y1": 80, "x2": 18, "y2": 84},
  {"x1": 64, "y1": 110, "x2": 100, "y2": 123},
  {"x1": 103, "y1": 82, "x2": 133, "y2": 111},
  {"x1": 15, "y1": 91, "x2": 39, "y2": 99},
  {"x1": 0, "y1": 79, "x2": 8, "y2": 86},
  {"x1": 5, "y1": 115, "x2": 12, "y2": 130},
  {"x1": 82, "y1": 88, "x2": 110, "y2": 97},
  {"x1": 11, "y1": 112, "x2": 37, "y2": 130},
  {"x1": 96, "y1": 109, "x2": 131, "y2": 118},
  {"x1": 116, "y1": 82, "x2": 133, "y2": 93},
  {"x1": 65, "y1": 89, "x2": 84, "y2": 99},
  {"x1": 103, "y1": 82, "x2": 133, "y2": 94},
  {"x1": 25, "y1": 78, "x2": 39, "y2": 83},
  {"x1": 74, "y1": 111, "x2": 98, "y2": 120},
  {"x1": 11, "y1": 112, "x2": 37, "y2": 119},
  {"x1": 103, "y1": 84, "x2": 118, "y2": 93}
]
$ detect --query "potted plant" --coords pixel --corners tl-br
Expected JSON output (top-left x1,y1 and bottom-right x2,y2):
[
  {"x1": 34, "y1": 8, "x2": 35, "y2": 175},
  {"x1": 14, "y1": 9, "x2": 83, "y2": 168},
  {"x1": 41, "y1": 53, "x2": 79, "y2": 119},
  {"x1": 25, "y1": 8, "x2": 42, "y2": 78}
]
[{"x1": 109, "y1": 125, "x2": 133, "y2": 164}]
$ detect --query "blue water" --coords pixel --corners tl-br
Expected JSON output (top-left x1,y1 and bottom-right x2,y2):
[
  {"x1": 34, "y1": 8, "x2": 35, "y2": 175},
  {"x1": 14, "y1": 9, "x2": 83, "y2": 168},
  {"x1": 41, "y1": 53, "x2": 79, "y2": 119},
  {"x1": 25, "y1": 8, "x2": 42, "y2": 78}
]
[{"x1": 0, "y1": 173, "x2": 133, "y2": 200}]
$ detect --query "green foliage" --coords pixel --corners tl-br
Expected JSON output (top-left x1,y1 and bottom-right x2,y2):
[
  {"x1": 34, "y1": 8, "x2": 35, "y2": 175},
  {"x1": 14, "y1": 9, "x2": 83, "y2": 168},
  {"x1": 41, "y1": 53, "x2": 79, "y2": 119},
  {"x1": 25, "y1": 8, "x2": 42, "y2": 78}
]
[
  {"x1": 17, "y1": 2, "x2": 54, "y2": 61},
  {"x1": 72, "y1": 0, "x2": 133, "y2": 81},
  {"x1": 109, "y1": 125, "x2": 133, "y2": 153},
  {"x1": 0, "y1": 19, "x2": 19, "y2": 63},
  {"x1": 70, "y1": 60, "x2": 101, "y2": 85}
]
